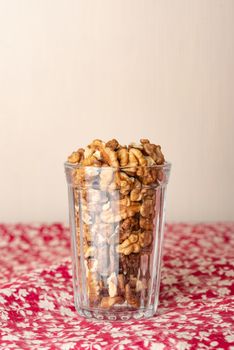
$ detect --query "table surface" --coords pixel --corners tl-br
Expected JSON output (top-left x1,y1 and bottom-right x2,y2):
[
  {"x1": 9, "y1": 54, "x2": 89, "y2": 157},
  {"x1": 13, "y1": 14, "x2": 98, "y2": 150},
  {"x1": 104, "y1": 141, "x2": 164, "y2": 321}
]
[{"x1": 0, "y1": 223, "x2": 233, "y2": 350}]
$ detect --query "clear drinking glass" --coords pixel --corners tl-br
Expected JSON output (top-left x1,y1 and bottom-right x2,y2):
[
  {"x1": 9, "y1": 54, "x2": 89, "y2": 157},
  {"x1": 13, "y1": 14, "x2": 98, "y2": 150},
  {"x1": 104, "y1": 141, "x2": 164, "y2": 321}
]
[{"x1": 65, "y1": 162, "x2": 171, "y2": 321}]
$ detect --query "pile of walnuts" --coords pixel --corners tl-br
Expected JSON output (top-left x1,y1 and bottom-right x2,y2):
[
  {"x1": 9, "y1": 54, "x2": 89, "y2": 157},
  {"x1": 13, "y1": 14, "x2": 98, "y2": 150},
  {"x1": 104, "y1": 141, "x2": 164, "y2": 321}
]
[{"x1": 67, "y1": 139, "x2": 165, "y2": 309}]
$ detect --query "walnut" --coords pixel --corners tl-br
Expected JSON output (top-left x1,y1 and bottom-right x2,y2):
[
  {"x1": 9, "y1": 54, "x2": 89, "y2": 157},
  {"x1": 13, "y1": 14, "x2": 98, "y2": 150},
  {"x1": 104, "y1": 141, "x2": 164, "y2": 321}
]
[
  {"x1": 91, "y1": 139, "x2": 119, "y2": 167},
  {"x1": 100, "y1": 296, "x2": 124, "y2": 309},
  {"x1": 90, "y1": 139, "x2": 104, "y2": 146},
  {"x1": 128, "y1": 150, "x2": 138, "y2": 167},
  {"x1": 129, "y1": 142, "x2": 144, "y2": 150},
  {"x1": 118, "y1": 201, "x2": 141, "y2": 220},
  {"x1": 120, "y1": 183, "x2": 132, "y2": 196},
  {"x1": 116, "y1": 233, "x2": 141, "y2": 255},
  {"x1": 135, "y1": 166, "x2": 144, "y2": 177},
  {"x1": 115, "y1": 172, "x2": 134, "y2": 195},
  {"x1": 119, "y1": 233, "x2": 138, "y2": 247},
  {"x1": 107, "y1": 272, "x2": 118, "y2": 297},
  {"x1": 155, "y1": 145, "x2": 165, "y2": 165},
  {"x1": 142, "y1": 142, "x2": 165, "y2": 165},
  {"x1": 130, "y1": 178, "x2": 142, "y2": 201},
  {"x1": 120, "y1": 217, "x2": 139, "y2": 232},
  {"x1": 118, "y1": 230, "x2": 130, "y2": 243},
  {"x1": 141, "y1": 188, "x2": 156, "y2": 198},
  {"x1": 117, "y1": 274, "x2": 125, "y2": 295},
  {"x1": 119, "y1": 217, "x2": 139, "y2": 243},
  {"x1": 139, "y1": 216, "x2": 154, "y2": 231},
  {"x1": 142, "y1": 142, "x2": 156, "y2": 158},
  {"x1": 118, "y1": 207, "x2": 129, "y2": 220},
  {"x1": 140, "y1": 138, "x2": 150, "y2": 144},
  {"x1": 129, "y1": 148, "x2": 147, "y2": 166},
  {"x1": 130, "y1": 188, "x2": 142, "y2": 201},
  {"x1": 87, "y1": 271, "x2": 100, "y2": 305},
  {"x1": 67, "y1": 148, "x2": 84, "y2": 163},
  {"x1": 123, "y1": 150, "x2": 138, "y2": 176},
  {"x1": 117, "y1": 148, "x2": 129, "y2": 167},
  {"x1": 140, "y1": 199, "x2": 154, "y2": 218},
  {"x1": 105, "y1": 139, "x2": 119, "y2": 150},
  {"x1": 67, "y1": 151, "x2": 80, "y2": 164},
  {"x1": 139, "y1": 231, "x2": 153, "y2": 248},
  {"x1": 140, "y1": 167, "x2": 158, "y2": 185},
  {"x1": 150, "y1": 168, "x2": 159, "y2": 184},
  {"x1": 119, "y1": 196, "x2": 131, "y2": 207},
  {"x1": 127, "y1": 203, "x2": 141, "y2": 217},
  {"x1": 125, "y1": 284, "x2": 140, "y2": 308},
  {"x1": 77, "y1": 148, "x2": 85, "y2": 161},
  {"x1": 84, "y1": 146, "x2": 95, "y2": 158},
  {"x1": 103, "y1": 147, "x2": 119, "y2": 167}
]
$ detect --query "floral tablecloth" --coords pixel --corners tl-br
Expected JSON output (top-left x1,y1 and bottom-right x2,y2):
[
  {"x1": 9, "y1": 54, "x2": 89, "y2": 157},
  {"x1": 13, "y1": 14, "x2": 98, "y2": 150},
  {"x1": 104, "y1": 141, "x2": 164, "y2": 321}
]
[{"x1": 0, "y1": 223, "x2": 233, "y2": 350}]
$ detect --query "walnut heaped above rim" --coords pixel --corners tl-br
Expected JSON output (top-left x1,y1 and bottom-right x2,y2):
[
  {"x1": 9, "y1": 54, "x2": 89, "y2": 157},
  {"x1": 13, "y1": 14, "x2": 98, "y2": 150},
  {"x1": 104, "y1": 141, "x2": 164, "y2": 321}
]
[{"x1": 67, "y1": 138, "x2": 166, "y2": 168}]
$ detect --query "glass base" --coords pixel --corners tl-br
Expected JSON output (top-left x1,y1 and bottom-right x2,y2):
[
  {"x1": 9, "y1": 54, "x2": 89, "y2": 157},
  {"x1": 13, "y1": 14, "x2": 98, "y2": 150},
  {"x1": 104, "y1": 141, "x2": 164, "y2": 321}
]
[{"x1": 75, "y1": 305, "x2": 156, "y2": 321}]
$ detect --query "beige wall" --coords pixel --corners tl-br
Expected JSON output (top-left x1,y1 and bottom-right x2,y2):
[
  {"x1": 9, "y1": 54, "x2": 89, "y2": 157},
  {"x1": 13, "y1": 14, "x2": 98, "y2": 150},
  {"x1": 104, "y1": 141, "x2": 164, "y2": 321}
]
[{"x1": 0, "y1": 0, "x2": 233, "y2": 222}]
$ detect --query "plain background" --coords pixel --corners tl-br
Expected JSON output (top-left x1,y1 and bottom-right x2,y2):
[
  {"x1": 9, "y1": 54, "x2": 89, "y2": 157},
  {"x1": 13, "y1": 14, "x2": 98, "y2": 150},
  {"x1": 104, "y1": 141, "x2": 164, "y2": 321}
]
[{"x1": 0, "y1": 0, "x2": 233, "y2": 222}]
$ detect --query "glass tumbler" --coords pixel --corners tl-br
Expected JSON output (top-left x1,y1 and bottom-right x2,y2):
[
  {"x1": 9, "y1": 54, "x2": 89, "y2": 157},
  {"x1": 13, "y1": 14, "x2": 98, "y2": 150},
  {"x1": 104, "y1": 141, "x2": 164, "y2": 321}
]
[{"x1": 65, "y1": 162, "x2": 171, "y2": 321}]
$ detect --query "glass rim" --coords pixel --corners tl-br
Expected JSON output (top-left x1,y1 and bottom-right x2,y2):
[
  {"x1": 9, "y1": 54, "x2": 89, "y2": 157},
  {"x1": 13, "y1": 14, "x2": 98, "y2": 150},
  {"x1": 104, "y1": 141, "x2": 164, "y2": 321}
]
[{"x1": 64, "y1": 161, "x2": 172, "y2": 171}]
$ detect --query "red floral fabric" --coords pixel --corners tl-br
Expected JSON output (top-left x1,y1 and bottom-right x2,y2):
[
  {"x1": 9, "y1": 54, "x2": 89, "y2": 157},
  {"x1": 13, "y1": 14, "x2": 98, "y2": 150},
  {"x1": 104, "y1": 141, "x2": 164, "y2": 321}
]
[{"x1": 0, "y1": 223, "x2": 233, "y2": 350}]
